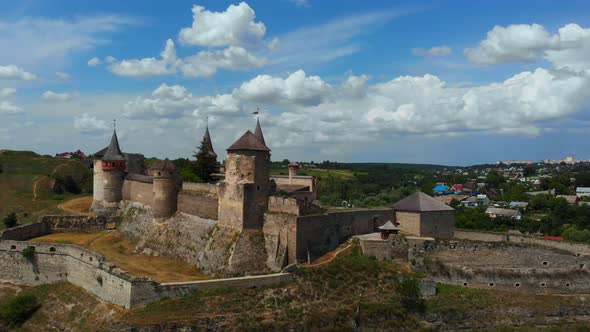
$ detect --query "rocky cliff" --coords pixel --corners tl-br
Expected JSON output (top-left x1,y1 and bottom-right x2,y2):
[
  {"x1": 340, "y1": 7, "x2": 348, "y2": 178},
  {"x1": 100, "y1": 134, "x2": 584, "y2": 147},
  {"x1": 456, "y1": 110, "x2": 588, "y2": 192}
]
[{"x1": 117, "y1": 202, "x2": 269, "y2": 276}]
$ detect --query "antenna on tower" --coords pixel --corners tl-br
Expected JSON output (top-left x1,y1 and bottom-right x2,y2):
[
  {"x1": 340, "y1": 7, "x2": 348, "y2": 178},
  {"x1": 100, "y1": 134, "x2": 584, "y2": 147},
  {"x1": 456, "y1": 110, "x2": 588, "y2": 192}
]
[
  {"x1": 113, "y1": 119, "x2": 116, "y2": 130},
  {"x1": 252, "y1": 108, "x2": 260, "y2": 118},
  {"x1": 205, "y1": 115, "x2": 209, "y2": 128}
]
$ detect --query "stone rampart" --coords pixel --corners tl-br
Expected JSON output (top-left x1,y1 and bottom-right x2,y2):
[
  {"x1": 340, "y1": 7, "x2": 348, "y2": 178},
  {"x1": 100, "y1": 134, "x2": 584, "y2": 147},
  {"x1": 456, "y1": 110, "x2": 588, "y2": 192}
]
[
  {"x1": 415, "y1": 237, "x2": 590, "y2": 295},
  {"x1": 0, "y1": 237, "x2": 292, "y2": 309},
  {"x1": 268, "y1": 196, "x2": 301, "y2": 215},
  {"x1": 0, "y1": 240, "x2": 135, "y2": 308},
  {"x1": 267, "y1": 196, "x2": 324, "y2": 216},
  {"x1": 295, "y1": 208, "x2": 394, "y2": 263},
  {"x1": 122, "y1": 179, "x2": 153, "y2": 206},
  {"x1": 182, "y1": 182, "x2": 219, "y2": 196},
  {"x1": 41, "y1": 215, "x2": 110, "y2": 233},
  {"x1": 177, "y1": 191, "x2": 219, "y2": 220},
  {"x1": 455, "y1": 229, "x2": 590, "y2": 255},
  {"x1": 0, "y1": 221, "x2": 51, "y2": 240},
  {"x1": 356, "y1": 233, "x2": 409, "y2": 261}
]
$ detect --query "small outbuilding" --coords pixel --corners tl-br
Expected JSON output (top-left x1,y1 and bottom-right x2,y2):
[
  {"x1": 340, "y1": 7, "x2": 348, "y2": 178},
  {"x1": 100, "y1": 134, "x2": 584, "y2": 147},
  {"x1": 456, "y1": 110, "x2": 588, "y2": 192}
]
[
  {"x1": 378, "y1": 220, "x2": 400, "y2": 239},
  {"x1": 393, "y1": 192, "x2": 455, "y2": 239}
]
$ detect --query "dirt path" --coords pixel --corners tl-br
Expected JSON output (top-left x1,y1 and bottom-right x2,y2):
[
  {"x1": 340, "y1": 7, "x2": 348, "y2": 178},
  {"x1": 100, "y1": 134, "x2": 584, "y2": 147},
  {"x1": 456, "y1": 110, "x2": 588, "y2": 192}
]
[
  {"x1": 58, "y1": 196, "x2": 95, "y2": 216},
  {"x1": 303, "y1": 242, "x2": 353, "y2": 267},
  {"x1": 32, "y1": 177, "x2": 40, "y2": 201}
]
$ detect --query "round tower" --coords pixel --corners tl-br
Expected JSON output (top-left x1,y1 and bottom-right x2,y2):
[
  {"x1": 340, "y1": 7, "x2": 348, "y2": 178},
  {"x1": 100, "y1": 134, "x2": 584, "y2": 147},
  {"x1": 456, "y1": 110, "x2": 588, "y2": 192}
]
[
  {"x1": 151, "y1": 159, "x2": 179, "y2": 219},
  {"x1": 101, "y1": 129, "x2": 126, "y2": 203},
  {"x1": 93, "y1": 159, "x2": 105, "y2": 202}
]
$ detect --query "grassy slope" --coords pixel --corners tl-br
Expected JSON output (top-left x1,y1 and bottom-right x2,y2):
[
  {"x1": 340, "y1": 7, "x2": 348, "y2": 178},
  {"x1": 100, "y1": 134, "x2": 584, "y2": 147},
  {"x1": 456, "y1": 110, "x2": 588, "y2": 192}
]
[
  {"x1": 0, "y1": 150, "x2": 90, "y2": 229},
  {"x1": 3, "y1": 245, "x2": 590, "y2": 330},
  {"x1": 0, "y1": 282, "x2": 123, "y2": 332}
]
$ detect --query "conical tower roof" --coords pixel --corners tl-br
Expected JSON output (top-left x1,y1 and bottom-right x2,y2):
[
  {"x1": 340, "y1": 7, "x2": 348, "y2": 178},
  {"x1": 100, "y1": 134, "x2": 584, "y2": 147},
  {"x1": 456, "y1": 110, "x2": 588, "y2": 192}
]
[
  {"x1": 102, "y1": 129, "x2": 126, "y2": 161},
  {"x1": 203, "y1": 126, "x2": 217, "y2": 158},
  {"x1": 227, "y1": 130, "x2": 271, "y2": 152},
  {"x1": 254, "y1": 118, "x2": 268, "y2": 149}
]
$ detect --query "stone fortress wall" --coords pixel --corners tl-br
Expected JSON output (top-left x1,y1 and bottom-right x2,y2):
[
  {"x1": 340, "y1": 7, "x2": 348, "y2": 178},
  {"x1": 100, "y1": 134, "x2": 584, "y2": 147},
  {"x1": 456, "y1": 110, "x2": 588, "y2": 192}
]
[
  {"x1": 0, "y1": 219, "x2": 292, "y2": 309},
  {"x1": 122, "y1": 179, "x2": 153, "y2": 207},
  {"x1": 359, "y1": 229, "x2": 590, "y2": 295}
]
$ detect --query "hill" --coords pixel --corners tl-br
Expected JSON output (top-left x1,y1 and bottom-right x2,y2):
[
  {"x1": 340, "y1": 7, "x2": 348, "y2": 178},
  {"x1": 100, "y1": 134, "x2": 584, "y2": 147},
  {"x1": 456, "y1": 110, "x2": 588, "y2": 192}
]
[
  {"x1": 0, "y1": 150, "x2": 92, "y2": 229},
  {"x1": 3, "y1": 243, "x2": 590, "y2": 331}
]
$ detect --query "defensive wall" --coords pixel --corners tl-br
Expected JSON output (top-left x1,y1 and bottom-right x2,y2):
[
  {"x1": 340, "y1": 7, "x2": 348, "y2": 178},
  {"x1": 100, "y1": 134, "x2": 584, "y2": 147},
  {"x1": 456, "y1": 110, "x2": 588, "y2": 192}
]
[
  {"x1": 122, "y1": 178, "x2": 153, "y2": 207},
  {"x1": 267, "y1": 196, "x2": 324, "y2": 216},
  {"x1": 417, "y1": 239, "x2": 590, "y2": 295},
  {"x1": 357, "y1": 229, "x2": 590, "y2": 295},
  {"x1": 454, "y1": 229, "x2": 590, "y2": 256},
  {"x1": 0, "y1": 220, "x2": 292, "y2": 309},
  {"x1": 177, "y1": 190, "x2": 218, "y2": 220},
  {"x1": 182, "y1": 182, "x2": 219, "y2": 195},
  {"x1": 294, "y1": 208, "x2": 394, "y2": 263}
]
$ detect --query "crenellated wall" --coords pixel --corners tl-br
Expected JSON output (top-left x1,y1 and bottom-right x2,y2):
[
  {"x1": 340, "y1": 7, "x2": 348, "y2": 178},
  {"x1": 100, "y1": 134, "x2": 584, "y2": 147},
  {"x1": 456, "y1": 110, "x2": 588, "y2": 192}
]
[{"x1": 267, "y1": 196, "x2": 323, "y2": 216}]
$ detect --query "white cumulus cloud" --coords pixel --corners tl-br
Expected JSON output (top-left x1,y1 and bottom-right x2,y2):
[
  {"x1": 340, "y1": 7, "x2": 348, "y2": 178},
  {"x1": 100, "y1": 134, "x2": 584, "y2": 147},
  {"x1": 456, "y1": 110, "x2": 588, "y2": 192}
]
[
  {"x1": 465, "y1": 22, "x2": 590, "y2": 72},
  {"x1": 0, "y1": 88, "x2": 16, "y2": 98},
  {"x1": 0, "y1": 65, "x2": 36, "y2": 80},
  {"x1": 56, "y1": 72, "x2": 70, "y2": 79},
  {"x1": 0, "y1": 101, "x2": 23, "y2": 114},
  {"x1": 42, "y1": 91, "x2": 73, "y2": 102},
  {"x1": 73, "y1": 113, "x2": 109, "y2": 133},
  {"x1": 178, "y1": 2, "x2": 266, "y2": 48},
  {"x1": 233, "y1": 70, "x2": 332, "y2": 105},
  {"x1": 411, "y1": 46, "x2": 452, "y2": 57},
  {"x1": 109, "y1": 39, "x2": 178, "y2": 77},
  {"x1": 180, "y1": 46, "x2": 265, "y2": 78},
  {"x1": 88, "y1": 57, "x2": 102, "y2": 66}
]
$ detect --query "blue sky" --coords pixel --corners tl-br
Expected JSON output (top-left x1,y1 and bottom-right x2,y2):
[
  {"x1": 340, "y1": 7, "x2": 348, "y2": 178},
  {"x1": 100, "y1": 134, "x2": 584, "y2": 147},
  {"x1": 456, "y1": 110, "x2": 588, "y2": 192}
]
[{"x1": 1, "y1": 0, "x2": 590, "y2": 165}]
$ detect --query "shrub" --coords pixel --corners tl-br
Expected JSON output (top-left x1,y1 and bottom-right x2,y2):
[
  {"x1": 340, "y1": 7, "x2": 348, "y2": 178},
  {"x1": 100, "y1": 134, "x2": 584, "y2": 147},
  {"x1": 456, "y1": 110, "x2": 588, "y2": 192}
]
[
  {"x1": 396, "y1": 277, "x2": 425, "y2": 314},
  {"x1": 0, "y1": 294, "x2": 39, "y2": 326},
  {"x1": 3, "y1": 212, "x2": 18, "y2": 228},
  {"x1": 21, "y1": 246, "x2": 35, "y2": 260}
]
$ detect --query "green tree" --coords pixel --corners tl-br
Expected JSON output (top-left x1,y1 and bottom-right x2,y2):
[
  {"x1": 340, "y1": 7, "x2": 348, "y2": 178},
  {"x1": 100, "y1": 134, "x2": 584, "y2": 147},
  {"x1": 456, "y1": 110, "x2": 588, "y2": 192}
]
[
  {"x1": 485, "y1": 170, "x2": 505, "y2": 189},
  {"x1": 281, "y1": 159, "x2": 290, "y2": 165},
  {"x1": 193, "y1": 139, "x2": 218, "y2": 183},
  {"x1": 3, "y1": 212, "x2": 17, "y2": 229},
  {"x1": 0, "y1": 294, "x2": 39, "y2": 327},
  {"x1": 523, "y1": 166, "x2": 536, "y2": 179},
  {"x1": 396, "y1": 277, "x2": 425, "y2": 313}
]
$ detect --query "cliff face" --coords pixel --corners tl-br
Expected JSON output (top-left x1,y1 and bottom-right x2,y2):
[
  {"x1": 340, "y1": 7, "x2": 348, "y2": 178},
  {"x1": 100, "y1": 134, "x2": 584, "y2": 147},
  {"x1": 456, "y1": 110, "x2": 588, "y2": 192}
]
[{"x1": 117, "y1": 202, "x2": 270, "y2": 276}]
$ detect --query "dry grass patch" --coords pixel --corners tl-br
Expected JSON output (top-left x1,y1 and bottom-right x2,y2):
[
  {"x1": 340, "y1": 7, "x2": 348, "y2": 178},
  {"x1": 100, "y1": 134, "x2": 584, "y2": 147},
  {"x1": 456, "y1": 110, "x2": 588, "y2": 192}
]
[
  {"x1": 30, "y1": 231, "x2": 210, "y2": 283},
  {"x1": 30, "y1": 232, "x2": 103, "y2": 246},
  {"x1": 58, "y1": 196, "x2": 94, "y2": 215}
]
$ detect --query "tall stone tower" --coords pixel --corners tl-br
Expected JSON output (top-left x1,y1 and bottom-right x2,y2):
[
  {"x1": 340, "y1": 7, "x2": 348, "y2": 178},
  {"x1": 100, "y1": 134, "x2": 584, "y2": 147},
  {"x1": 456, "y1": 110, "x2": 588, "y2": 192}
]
[
  {"x1": 218, "y1": 119, "x2": 271, "y2": 230},
  {"x1": 101, "y1": 129, "x2": 126, "y2": 203},
  {"x1": 151, "y1": 159, "x2": 180, "y2": 219}
]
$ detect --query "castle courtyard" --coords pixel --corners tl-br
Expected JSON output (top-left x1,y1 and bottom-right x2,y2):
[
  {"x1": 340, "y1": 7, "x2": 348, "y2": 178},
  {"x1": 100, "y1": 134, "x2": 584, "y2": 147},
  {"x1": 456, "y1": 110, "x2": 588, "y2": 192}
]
[{"x1": 29, "y1": 231, "x2": 210, "y2": 283}]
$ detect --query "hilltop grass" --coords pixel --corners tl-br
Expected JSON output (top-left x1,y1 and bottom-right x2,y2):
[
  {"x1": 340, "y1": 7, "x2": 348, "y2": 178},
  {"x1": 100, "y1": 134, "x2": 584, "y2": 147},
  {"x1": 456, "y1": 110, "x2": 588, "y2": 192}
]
[{"x1": 0, "y1": 150, "x2": 91, "y2": 229}]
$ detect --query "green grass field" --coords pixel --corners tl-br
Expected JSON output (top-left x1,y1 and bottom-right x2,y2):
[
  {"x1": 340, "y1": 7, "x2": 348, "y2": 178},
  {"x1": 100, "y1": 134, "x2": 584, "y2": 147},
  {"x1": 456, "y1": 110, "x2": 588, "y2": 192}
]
[{"x1": 0, "y1": 150, "x2": 91, "y2": 229}]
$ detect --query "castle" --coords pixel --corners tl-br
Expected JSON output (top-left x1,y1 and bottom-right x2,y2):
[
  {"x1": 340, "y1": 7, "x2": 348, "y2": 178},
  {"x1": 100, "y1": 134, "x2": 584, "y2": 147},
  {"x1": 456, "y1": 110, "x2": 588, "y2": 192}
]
[{"x1": 90, "y1": 120, "x2": 395, "y2": 267}]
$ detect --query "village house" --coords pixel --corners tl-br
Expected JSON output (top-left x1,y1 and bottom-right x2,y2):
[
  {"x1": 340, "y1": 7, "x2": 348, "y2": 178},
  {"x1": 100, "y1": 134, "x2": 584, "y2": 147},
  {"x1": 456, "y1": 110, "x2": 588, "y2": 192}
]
[
  {"x1": 485, "y1": 207, "x2": 523, "y2": 220},
  {"x1": 576, "y1": 187, "x2": 590, "y2": 198}
]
